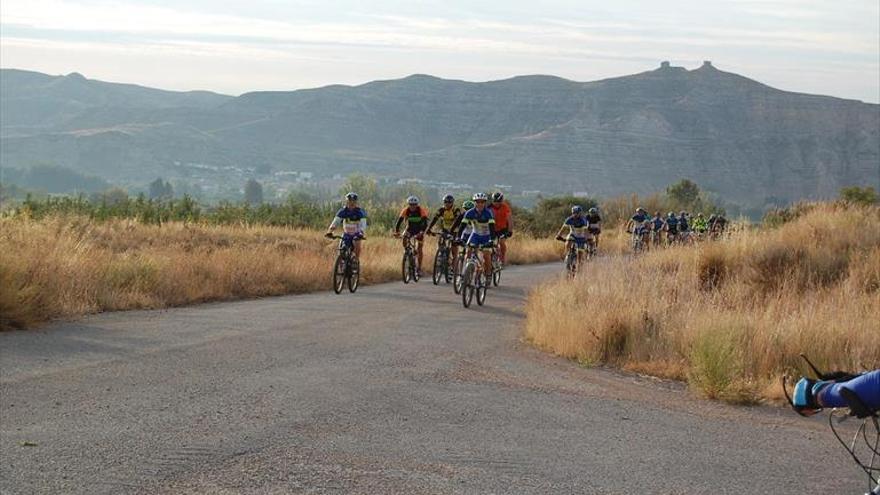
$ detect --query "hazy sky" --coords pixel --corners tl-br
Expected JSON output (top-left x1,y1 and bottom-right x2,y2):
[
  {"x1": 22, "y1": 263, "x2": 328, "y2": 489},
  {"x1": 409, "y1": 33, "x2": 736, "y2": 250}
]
[{"x1": 1, "y1": 0, "x2": 878, "y2": 102}]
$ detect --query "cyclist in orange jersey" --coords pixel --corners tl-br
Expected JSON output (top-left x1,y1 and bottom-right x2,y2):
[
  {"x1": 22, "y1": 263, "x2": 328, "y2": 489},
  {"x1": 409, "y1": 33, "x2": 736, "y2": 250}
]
[{"x1": 488, "y1": 191, "x2": 513, "y2": 264}]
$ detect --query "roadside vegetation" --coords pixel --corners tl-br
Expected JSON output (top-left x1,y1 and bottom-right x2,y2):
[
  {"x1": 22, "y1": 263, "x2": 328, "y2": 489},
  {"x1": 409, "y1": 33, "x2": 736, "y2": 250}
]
[
  {"x1": 0, "y1": 215, "x2": 561, "y2": 330},
  {"x1": 525, "y1": 202, "x2": 879, "y2": 404}
]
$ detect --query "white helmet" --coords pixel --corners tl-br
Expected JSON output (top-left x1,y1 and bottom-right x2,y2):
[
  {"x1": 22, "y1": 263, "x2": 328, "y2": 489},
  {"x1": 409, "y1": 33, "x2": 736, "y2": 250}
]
[
  {"x1": 472, "y1": 192, "x2": 488, "y2": 201},
  {"x1": 407, "y1": 195, "x2": 419, "y2": 205}
]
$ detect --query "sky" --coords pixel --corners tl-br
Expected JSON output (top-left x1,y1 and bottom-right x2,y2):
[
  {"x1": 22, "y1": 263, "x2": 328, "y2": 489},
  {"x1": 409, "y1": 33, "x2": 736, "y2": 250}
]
[{"x1": 1, "y1": 0, "x2": 878, "y2": 102}]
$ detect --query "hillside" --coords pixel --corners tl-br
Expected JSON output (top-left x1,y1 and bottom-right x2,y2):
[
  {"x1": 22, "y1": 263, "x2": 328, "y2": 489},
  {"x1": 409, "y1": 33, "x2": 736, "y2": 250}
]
[{"x1": 1, "y1": 63, "x2": 877, "y2": 204}]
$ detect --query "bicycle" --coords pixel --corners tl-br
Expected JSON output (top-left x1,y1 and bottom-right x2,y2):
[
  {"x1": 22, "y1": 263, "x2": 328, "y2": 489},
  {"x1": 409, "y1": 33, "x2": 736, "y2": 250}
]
[
  {"x1": 629, "y1": 227, "x2": 647, "y2": 254},
  {"x1": 558, "y1": 237, "x2": 578, "y2": 278},
  {"x1": 429, "y1": 230, "x2": 454, "y2": 285},
  {"x1": 452, "y1": 239, "x2": 466, "y2": 294},
  {"x1": 328, "y1": 234, "x2": 361, "y2": 294},
  {"x1": 460, "y1": 245, "x2": 490, "y2": 308},
  {"x1": 783, "y1": 355, "x2": 879, "y2": 495},
  {"x1": 489, "y1": 233, "x2": 506, "y2": 287},
  {"x1": 399, "y1": 232, "x2": 420, "y2": 284}
]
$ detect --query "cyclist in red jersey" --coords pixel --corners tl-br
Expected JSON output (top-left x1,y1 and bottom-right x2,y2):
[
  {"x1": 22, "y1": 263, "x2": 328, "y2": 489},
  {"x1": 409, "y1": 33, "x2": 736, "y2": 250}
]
[{"x1": 488, "y1": 192, "x2": 513, "y2": 264}]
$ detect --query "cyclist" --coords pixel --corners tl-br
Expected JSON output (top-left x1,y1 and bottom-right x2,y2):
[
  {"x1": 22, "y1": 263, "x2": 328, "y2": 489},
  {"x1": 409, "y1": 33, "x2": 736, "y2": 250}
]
[
  {"x1": 792, "y1": 369, "x2": 879, "y2": 416},
  {"x1": 325, "y1": 192, "x2": 367, "y2": 258},
  {"x1": 664, "y1": 212, "x2": 679, "y2": 244},
  {"x1": 692, "y1": 213, "x2": 708, "y2": 235},
  {"x1": 678, "y1": 211, "x2": 690, "y2": 242},
  {"x1": 427, "y1": 194, "x2": 462, "y2": 263},
  {"x1": 585, "y1": 207, "x2": 602, "y2": 247},
  {"x1": 710, "y1": 213, "x2": 728, "y2": 238},
  {"x1": 555, "y1": 205, "x2": 590, "y2": 266},
  {"x1": 451, "y1": 199, "x2": 475, "y2": 244},
  {"x1": 488, "y1": 192, "x2": 512, "y2": 265},
  {"x1": 393, "y1": 196, "x2": 429, "y2": 275},
  {"x1": 625, "y1": 207, "x2": 651, "y2": 246},
  {"x1": 650, "y1": 211, "x2": 665, "y2": 247},
  {"x1": 462, "y1": 193, "x2": 496, "y2": 284}
]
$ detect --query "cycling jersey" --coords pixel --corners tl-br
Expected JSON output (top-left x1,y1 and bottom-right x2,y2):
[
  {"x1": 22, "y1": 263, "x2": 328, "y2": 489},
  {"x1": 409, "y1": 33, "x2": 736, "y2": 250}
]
[
  {"x1": 396, "y1": 206, "x2": 429, "y2": 234},
  {"x1": 463, "y1": 207, "x2": 495, "y2": 248},
  {"x1": 651, "y1": 217, "x2": 664, "y2": 230},
  {"x1": 678, "y1": 216, "x2": 690, "y2": 231},
  {"x1": 693, "y1": 218, "x2": 708, "y2": 232},
  {"x1": 564, "y1": 215, "x2": 589, "y2": 239},
  {"x1": 631, "y1": 213, "x2": 650, "y2": 224},
  {"x1": 429, "y1": 206, "x2": 461, "y2": 231},
  {"x1": 666, "y1": 216, "x2": 679, "y2": 233},
  {"x1": 331, "y1": 207, "x2": 367, "y2": 235},
  {"x1": 585, "y1": 213, "x2": 601, "y2": 226},
  {"x1": 818, "y1": 370, "x2": 880, "y2": 412},
  {"x1": 489, "y1": 202, "x2": 512, "y2": 231}
]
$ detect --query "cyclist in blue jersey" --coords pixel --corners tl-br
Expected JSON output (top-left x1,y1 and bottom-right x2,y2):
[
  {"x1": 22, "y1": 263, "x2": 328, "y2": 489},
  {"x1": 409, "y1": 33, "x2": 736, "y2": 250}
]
[
  {"x1": 555, "y1": 205, "x2": 590, "y2": 265},
  {"x1": 664, "y1": 212, "x2": 679, "y2": 244},
  {"x1": 650, "y1": 211, "x2": 665, "y2": 247},
  {"x1": 461, "y1": 193, "x2": 496, "y2": 284},
  {"x1": 451, "y1": 199, "x2": 475, "y2": 245},
  {"x1": 625, "y1": 207, "x2": 651, "y2": 243},
  {"x1": 793, "y1": 369, "x2": 879, "y2": 416},
  {"x1": 325, "y1": 192, "x2": 367, "y2": 258}
]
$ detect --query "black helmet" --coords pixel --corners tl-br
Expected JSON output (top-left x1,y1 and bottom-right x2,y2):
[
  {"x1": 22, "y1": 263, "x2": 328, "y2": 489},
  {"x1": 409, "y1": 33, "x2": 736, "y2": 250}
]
[
  {"x1": 442, "y1": 194, "x2": 454, "y2": 203},
  {"x1": 345, "y1": 192, "x2": 358, "y2": 201},
  {"x1": 492, "y1": 191, "x2": 504, "y2": 202}
]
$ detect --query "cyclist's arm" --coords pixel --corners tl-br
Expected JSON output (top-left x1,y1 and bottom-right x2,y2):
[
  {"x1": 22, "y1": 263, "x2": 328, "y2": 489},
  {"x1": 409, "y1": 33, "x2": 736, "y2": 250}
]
[
  {"x1": 394, "y1": 216, "x2": 404, "y2": 233},
  {"x1": 427, "y1": 210, "x2": 442, "y2": 231},
  {"x1": 358, "y1": 217, "x2": 367, "y2": 234},
  {"x1": 328, "y1": 216, "x2": 342, "y2": 231},
  {"x1": 817, "y1": 370, "x2": 880, "y2": 411}
]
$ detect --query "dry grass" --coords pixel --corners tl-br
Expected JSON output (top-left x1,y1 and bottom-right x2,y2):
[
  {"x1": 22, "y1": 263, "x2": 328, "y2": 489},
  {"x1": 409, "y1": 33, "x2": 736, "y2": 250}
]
[
  {"x1": 0, "y1": 215, "x2": 560, "y2": 330},
  {"x1": 525, "y1": 203, "x2": 880, "y2": 404}
]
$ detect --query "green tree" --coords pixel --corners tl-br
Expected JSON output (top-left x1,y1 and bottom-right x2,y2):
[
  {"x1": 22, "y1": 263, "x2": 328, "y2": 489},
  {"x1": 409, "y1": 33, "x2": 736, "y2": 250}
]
[
  {"x1": 666, "y1": 179, "x2": 701, "y2": 208},
  {"x1": 840, "y1": 186, "x2": 878, "y2": 205},
  {"x1": 148, "y1": 178, "x2": 173, "y2": 200},
  {"x1": 339, "y1": 174, "x2": 379, "y2": 203},
  {"x1": 244, "y1": 179, "x2": 264, "y2": 205}
]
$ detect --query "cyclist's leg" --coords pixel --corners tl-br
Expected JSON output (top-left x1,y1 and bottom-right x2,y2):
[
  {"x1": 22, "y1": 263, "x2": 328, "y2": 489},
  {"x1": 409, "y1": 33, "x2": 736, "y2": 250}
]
[
  {"x1": 416, "y1": 233, "x2": 424, "y2": 269},
  {"x1": 353, "y1": 238, "x2": 362, "y2": 259},
  {"x1": 499, "y1": 235, "x2": 507, "y2": 263}
]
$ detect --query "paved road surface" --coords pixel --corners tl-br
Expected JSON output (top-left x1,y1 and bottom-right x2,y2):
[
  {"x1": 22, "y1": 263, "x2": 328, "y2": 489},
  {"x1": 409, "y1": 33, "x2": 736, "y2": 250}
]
[{"x1": 0, "y1": 263, "x2": 867, "y2": 494}]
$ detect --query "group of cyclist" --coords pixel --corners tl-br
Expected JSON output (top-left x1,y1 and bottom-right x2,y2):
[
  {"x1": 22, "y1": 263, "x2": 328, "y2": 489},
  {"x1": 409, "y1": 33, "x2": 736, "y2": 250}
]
[
  {"x1": 325, "y1": 190, "x2": 513, "y2": 284},
  {"x1": 625, "y1": 207, "x2": 728, "y2": 249}
]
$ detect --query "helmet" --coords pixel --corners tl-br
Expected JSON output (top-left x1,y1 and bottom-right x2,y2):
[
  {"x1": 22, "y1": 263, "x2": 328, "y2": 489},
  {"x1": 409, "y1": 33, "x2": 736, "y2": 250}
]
[
  {"x1": 680, "y1": 211, "x2": 687, "y2": 216},
  {"x1": 697, "y1": 213, "x2": 704, "y2": 218},
  {"x1": 463, "y1": 200, "x2": 475, "y2": 210},
  {"x1": 589, "y1": 207, "x2": 598, "y2": 214},
  {"x1": 442, "y1": 194, "x2": 454, "y2": 203},
  {"x1": 668, "y1": 212, "x2": 675, "y2": 218},
  {"x1": 571, "y1": 205, "x2": 583, "y2": 214},
  {"x1": 407, "y1": 195, "x2": 419, "y2": 205},
  {"x1": 492, "y1": 191, "x2": 504, "y2": 202},
  {"x1": 473, "y1": 192, "x2": 488, "y2": 202},
  {"x1": 654, "y1": 211, "x2": 661, "y2": 216},
  {"x1": 709, "y1": 214, "x2": 717, "y2": 221},
  {"x1": 636, "y1": 207, "x2": 646, "y2": 213},
  {"x1": 345, "y1": 192, "x2": 358, "y2": 201}
]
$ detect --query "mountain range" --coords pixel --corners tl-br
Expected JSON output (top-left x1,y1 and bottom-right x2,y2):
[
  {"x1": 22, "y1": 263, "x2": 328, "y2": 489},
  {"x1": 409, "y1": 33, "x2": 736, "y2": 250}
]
[{"x1": 1, "y1": 62, "x2": 877, "y2": 204}]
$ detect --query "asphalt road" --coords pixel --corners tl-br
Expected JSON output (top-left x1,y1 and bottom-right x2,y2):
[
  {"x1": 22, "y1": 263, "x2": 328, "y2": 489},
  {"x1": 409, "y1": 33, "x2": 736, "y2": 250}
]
[{"x1": 0, "y1": 263, "x2": 868, "y2": 494}]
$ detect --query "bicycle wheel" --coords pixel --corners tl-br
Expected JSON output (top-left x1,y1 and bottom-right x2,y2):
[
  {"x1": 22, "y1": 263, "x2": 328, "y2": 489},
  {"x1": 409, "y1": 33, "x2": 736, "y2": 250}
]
[
  {"x1": 347, "y1": 256, "x2": 359, "y2": 293},
  {"x1": 476, "y1": 274, "x2": 487, "y2": 306},
  {"x1": 453, "y1": 255, "x2": 464, "y2": 294},
  {"x1": 461, "y1": 262, "x2": 475, "y2": 308},
  {"x1": 411, "y1": 253, "x2": 420, "y2": 282},
  {"x1": 443, "y1": 252, "x2": 453, "y2": 284},
  {"x1": 432, "y1": 249, "x2": 443, "y2": 285},
  {"x1": 564, "y1": 250, "x2": 577, "y2": 278},
  {"x1": 333, "y1": 253, "x2": 347, "y2": 294},
  {"x1": 492, "y1": 258, "x2": 501, "y2": 287},
  {"x1": 402, "y1": 251, "x2": 412, "y2": 284}
]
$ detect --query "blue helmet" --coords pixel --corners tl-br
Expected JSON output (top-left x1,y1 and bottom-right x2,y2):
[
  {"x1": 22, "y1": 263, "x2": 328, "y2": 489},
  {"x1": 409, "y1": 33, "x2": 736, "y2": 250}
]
[{"x1": 571, "y1": 205, "x2": 583, "y2": 214}]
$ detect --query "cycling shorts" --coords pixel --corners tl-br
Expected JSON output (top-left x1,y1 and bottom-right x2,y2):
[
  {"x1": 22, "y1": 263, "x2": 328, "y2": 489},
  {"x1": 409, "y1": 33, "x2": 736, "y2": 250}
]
[
  {"x1": 467, "y1": 233, "x2": 493, "y2": 250},
  {"x1": 568, "y1": 236, "x2": 587, "y2": 250}
]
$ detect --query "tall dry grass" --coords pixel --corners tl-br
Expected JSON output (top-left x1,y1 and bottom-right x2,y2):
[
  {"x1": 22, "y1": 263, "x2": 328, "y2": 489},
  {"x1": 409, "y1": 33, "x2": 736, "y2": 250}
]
[
  {"x1": 0, "y1": 215, "x2": 560, "y2": 330},
  {"x1": 525, "y1": 203, "x2": 880, "y2": 403}
]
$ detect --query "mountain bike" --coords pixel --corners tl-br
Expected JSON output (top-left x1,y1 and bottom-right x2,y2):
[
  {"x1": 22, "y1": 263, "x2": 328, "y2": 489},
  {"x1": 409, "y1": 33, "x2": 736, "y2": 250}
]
[
  {"x1": 429, "y1": 230, "x2": 454, "y2": 285},
  {"x1": 784, "y1": 355, "x2": 879, "y2": 495},
  {"x1": 585, "y1": 235, "x2": 597, "y2": 260},
  {"x1": 399, "y1": 232, "x2": 420, "y2": 284},
  {"x1": 329, "y1": 234, "x2": 360, "y2": 294},
  {"x1": 452, "y1": 239, "x2": 466, "y2": 294},
  {"x1": 460, "y1": 246, "x2": 489, "y2": 308},
  {"x1": 558, "y1": 237, "x2": 578, "y2": 278},
  {"x1": 629, "y1": 227, "x2": 647, "y2": 254},
  {"x1": 489, "y1": 233, "x2": 506, "y2": 287}
]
